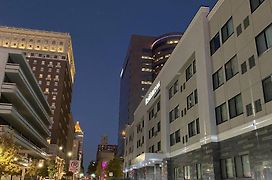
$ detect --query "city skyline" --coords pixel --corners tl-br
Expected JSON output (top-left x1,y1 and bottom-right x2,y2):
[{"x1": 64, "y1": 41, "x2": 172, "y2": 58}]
[{"x1": 0, "y1": 0, "x2": 217, "y2": 170}]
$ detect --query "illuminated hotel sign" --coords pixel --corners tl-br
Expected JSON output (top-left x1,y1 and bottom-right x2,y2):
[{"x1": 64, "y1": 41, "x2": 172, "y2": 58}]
[{"x1": 145, "y1": 81, "x2": 160, "y2": 105}]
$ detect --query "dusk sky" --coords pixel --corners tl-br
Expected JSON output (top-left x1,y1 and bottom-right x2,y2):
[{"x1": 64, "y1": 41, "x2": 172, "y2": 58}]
[{"x1": 0, "y1": 0, "x2": 216, "y2": 170}]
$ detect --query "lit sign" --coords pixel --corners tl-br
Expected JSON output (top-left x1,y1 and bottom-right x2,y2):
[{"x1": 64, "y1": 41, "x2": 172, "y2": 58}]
[{"x1": 145, "y1": 81, "x2": 160, "y2": 105}]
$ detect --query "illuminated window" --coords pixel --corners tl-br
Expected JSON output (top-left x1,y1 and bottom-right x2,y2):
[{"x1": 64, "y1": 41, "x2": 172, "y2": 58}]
[
  {"x1": 48, "y1": 68, "x2": 52, "y2": 72},
  {"x1": 41, "y1": 61, "x2": 45, "y2": 65},
  {"x1": 141, "y1": 56, "x2": 153, "y2": 60},
  {"x1": 56, "y1": 69, "x2": 60, "y2": 73},
  {"x1": 33, "y1": 60, "x2": 37, "y2": 64},
  {"x1": 32, "y1": 67, "x2": 36, "y2": 71},
  {"x1": 56, "y1": 62, "x2": 61, "y2": 67},
  {"x1": 141, "y1": 81, "x2": 152, "y2": 85},
  {"x1": 45, "y1": 88, "x2": 49, "y2": 93},
  {"x1": 40, "y1": 67, "x2": 44, "y2": 72},
  {"x1": 48, "y1": 61, "x2": 53, "y2": 67},
  {"x1": 141, "y1": 68, "x2": 152, "y2": 72},
  {"x1": 53, "y1": 96, "x2": 56, "y2": 100},
  {"x1": 54, "y1": 82, "x2": 58, "y2": 86},
  {"x1": 46, "y1": 81, "x2": 50, "y2": 86},
  {"x1": 39, "y1": 74, "x2": 43, "y2": 78},
  {"x1": 38, "y1": 80, "x2": 42, "y2": 85}
]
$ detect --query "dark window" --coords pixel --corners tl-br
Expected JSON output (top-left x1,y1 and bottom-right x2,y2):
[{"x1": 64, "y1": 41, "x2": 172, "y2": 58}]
[
  {"x1": 235, "y1": 155, "x2": 251, "y2": 178},
  {"x1": 196, "y1": 118, "x2": 200, "y2": 134},
  {"x1": 175, "y1": 130, "x2": 181, "y2": 143},
  {"x1": 157, "y1": 141, "x2": 161, "y2": 151},
  {"x1": 255, "y1": 99, "x2": 262, "y2": 113},
  {"x1": 174, "y1": 80, "x2": 178, "y2": 94},
  {"x1": 174, "y1": 105, "x2": 180, "y2": 119},
  {"x1": 157, "y1": 122, "x2": 161, "y2": 132},
  {"x1": 213, "y1": 68, "x2": 224, "y2": 90},
  {"x1": 228, "y1": 94, "x2": 243, "y2": 119},
  {"x1": 220, "y1": 158, "x2": 234, "y2": 179},
  {"x1": 246, "y1": 103, "x2": 253, "y2": 116},
  {"x1": 237, "y1": 24, "x2": 242, "y2": 37},
  {"x1": 196, "y1": 164, "x2": 202, "y2": 179},
  {"x1": 157, "y1": 101, "x2": 160, "y2": 112},
  {"x1": 169, "y1": 110, "x2": 173, "y2": 123},
  {"x1": 243, "y1": 16, "x2": 250, "y2": 29},
  {"x1": 170, "y1": 133, "x2": 175, "y2": 146},
  {"x1": 186, "y1": 64, "x2": 193, "y2": 81},
  {"x1": 187, "y1": 92, "x2": 194, "y2": 109},
  {"x1": 225, "y1": 55, "x2": 239, "y2": 81},
  {"x1": 250, "y1": 0, "x2": 266, "y2": 12},
  {"x1": 188, "y1": 119, "x2": 200, "y2": 137},
  {"x1": 194, "y1": 89, "x2": 198, "y2": 104},
  {"x1": 256, "y1": 23, "x2": 272, "y2": 56},
  {"x1": 262, "y1": 76, "x2": 272, "y2": 103},
  {"x1": 210, "y1": 33, "x2": 221, "y2": 55},
  {"x1": 169, "y1": 87, "x2": 173, "y2": 99},
  {"x1": 248, "y1": 55, "x2": 256, "y2": 69},
  {"x1": 215, "y1": 103, "x2": 228, "y2": 124},
  {"x1": 193, "y1": 60, "x2": 196, "y2": 74},
  {"x1": 241, "y1": 62, "x2": 247, "y2": 74},
  {"x1": 221, "y1": 17, "x2": 234, "y2": 43}
]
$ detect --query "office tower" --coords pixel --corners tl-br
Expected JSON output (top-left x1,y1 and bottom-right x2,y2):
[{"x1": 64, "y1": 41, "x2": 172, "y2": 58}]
[
  {"x1": 118, "y1": 33, "x2": 181, "y2": 156},
  {"x1": 0, "y1": 26, "x2": 76, "y2": 158},
  {"x1": 0, "y1": 48, "x2": 52, "y2": 163},
  {"x1": 96, "y1": 136, "x2": 117, "y2": 163},
  {"x1": 124, "y1": 0, "x2": 272, "y2": 179}
]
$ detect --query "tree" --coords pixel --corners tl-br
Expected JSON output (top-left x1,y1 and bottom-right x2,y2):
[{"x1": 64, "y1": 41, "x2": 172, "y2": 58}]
[
  {"x1": 105, "y1": 157, "x2": 124, "y2": 178},
  {"x1": 95, "y1": 161, "x2": 102, "y2": 178},
  {"x1": 0, "y1": 133, "x2": 21, "y2": 176},
  {"x1": 87, "y1": 161, "x2": 97, "y2": 175}
]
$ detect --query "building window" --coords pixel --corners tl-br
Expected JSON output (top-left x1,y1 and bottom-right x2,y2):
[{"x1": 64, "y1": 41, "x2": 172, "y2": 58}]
[
  {"x1": 213, "y1": 68, "x2": 224, "y2": 90},
  {"x1": 241, "y1": 62, "x2": 247, "y2": 74},
  {"x1": 157, "y1": 122, "x2": 160, "y2": 132},
  {"x1": 255, "y1": 99, "x2": 262, "y2": 113},
  {"x1": 237, "y1": 24, "x2": 242, "y2": 37},
  {"x1": 244, "y1": 16, "x2": 250, "y2": 29},
  {"x1": 170, "y1": 133, "x2": 175, "y2": 146},
  {"x1": 262, "y1": 76, "x2": 272, "y2": 103},
  {"x1": 175, "y1": 130, "x2": 181, "y2": 143},
  {"x1": 221, "y1": 158, "x2": 234, "y2": 179},
  {"x1": 39, "y1": 74, "x2": 43, "y2": 78},
  {"x1": 188, "y1": 119, "x2": 200, "y2": 137},
  {"x1": 248, "y1": 55, "x2": 256, "y2": 69},
  {"x1": 193, "y1": 60, "x2": 196, "y2": 74},
  {"x1": 210, "y1": 32, "x2": 221, "y2": 55},
  {"x1": 256, "y1": 23, "x2": 272, "y2": 56},
  {"x1": 186, "y1": 64, "x2": 193, "y2": 81},
  {"x1": 250, "y1": 0, "x2": 266, "y2": 12},
  {"x1": 46, "y1": 81, "x2": 50, "y2": 86},
  {"x1": 169, "y1": 105, "x2": 179, "y2": 123},
  {"x1": 173, "y1": 80, "x2": 178, "y2": 94},
  {"x1": 38, "y1": 80, "x2": 42, "y2": 85},
  {"x1": 215, "y1": 103, "x2": 228, "y2": 124},
  {"x1": 221, "y1": 17, "x2": 234, "y2": 43},
  {"x1": 246, "y1": 103, "x2": 253, "y2": 116},
  {"x1": 184, "y1": 166, "x2": 191, "y2": 180},
  {"x1": 225, "y1": 55, "x2": 239, "y2": 81},
  {"x1": 157, "y1": 101, "x2": 160, "y2": 112},
  {"x1": 187, "y1": 92, "x2": 194, "y2": 109},
  {"x1": 235, "y1": 155, "x2": 251, "y2": 178},
  {"x1": 174, "y1": 167, "x2": 182, "y2": 180},
  {"x1": 157, "y1": 141, "x2": 161, "y2": 152},
  {"x1": 194, "y1": 89, "x2": 198, "y2": 104},
  {"x1": 196, "y1": 164, "x2": 202, "y2": 179},
  {"x1": 40, "y1": 67, "x2": 44, "y2": 72},
  {"x1": 228, "y1": 94, "x2": 243, "y2": 119},
  {"x1": 32, "y1": 67, "x2": 36, "y2": 71}
]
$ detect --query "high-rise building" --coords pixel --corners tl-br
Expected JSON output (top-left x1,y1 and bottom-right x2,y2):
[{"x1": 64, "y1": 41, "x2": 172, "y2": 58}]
[
  {"x1": 124, "y1": 0, "x2": 272, "y2": 179},
  {"x1": 96, "y1": 136, "x2": 117, "y2": 163},
  {"x1": 118, "y1": 33, "x2": 181, "y2": 156},
  {"x1": 0, "y1": 48, "x2": 52, "y2": 163},
  {"x1": 0, "y1": 26, "x2": 76, "y2": 158}
]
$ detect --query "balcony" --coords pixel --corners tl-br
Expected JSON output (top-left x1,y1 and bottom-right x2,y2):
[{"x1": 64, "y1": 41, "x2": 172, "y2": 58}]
[
  {"x1": 0, "y1": 103, "x2": 48, "y2": 148},
  {"x1": 4, "y1": 61, "x2": 52, "y2": 125},
  {"x1": 0, "y1": 125, "x2": 48, "y2": 159},
  {"x1": 1, "y1": 82, "x2": 50, "y2": 137}
]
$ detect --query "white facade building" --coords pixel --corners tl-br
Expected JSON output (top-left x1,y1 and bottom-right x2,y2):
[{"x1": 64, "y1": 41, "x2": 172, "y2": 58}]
[{"x1": 124, "y1": 0, "x2": 272, "y2": 179}]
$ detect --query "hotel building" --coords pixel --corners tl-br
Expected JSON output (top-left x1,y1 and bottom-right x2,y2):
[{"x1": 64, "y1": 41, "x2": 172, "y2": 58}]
[
  {"x1": 124, "y1": 0, "x2": 272, "y2": 179},
  {"x1": 0, "y1": 26, "x2": 76, "y2": 158},
  {"x1": 118, "y1": 33, "x2": 182, "y2": 156}
]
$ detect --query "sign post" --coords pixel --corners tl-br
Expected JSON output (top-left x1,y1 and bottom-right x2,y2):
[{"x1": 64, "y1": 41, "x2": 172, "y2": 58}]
[{"x1": 69, "y1": 160, "x2": 80, "y2": 180}]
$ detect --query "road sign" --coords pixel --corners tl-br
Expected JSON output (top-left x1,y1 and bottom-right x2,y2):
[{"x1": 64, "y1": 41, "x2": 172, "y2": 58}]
[{"x1": 69, "y1": 160, "x2": 80, "y2": 173}]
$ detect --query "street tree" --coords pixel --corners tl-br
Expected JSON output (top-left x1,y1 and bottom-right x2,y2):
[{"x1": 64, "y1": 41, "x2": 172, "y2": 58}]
[
  {"x1": 0, "y1": 133, "x2": 21, "y2": 176},
  {"x1": 87, "y1": 161, "x2": 97, "y2": 175},
  {"x1": 105, "y1": 157, "x2": 123, "y2": 178}
]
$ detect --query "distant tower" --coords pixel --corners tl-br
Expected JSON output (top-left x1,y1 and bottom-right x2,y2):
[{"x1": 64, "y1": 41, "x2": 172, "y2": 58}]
[
  {"x1": 73, "y1": 121, "x2": 84, "y2": 173},
  {"x1": 100, "y1": 135, "x2": 108, "y2": 145}
]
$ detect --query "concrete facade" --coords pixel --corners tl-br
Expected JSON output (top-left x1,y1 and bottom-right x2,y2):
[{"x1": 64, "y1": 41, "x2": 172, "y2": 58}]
[{"x1": 124, "y1": 0, "x2": 272, "y2": 179}]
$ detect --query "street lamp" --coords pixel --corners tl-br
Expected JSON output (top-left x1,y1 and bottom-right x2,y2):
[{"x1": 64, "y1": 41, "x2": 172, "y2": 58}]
[
  {"x1": 59, "y1": 146, "x2": 63, "y2": 151},
  {"x1": 67, "y1": 151, "x2": 72, "y2": 157}
]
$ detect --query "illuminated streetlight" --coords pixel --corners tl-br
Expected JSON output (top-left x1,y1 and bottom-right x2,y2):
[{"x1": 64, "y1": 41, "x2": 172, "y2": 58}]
[
  {"x1": 59, "y1": 146, "x2": 63, "y2": 151},
  {"x1": 67, "y1": 152, "x2": 72, "y2": 157},
  {"x1": 38, "y1": 161, "x2": 44, "y2": 168}
]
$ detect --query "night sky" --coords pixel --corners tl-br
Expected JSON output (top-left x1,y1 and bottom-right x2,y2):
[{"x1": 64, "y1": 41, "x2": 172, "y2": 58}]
[{"x1": 0, "y1": 0, "x2": 216, "y2": 171}]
